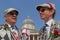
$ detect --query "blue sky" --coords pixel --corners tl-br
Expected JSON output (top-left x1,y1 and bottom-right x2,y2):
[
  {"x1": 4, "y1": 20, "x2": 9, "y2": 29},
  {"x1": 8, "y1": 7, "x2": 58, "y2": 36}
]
[{"x1": 0, "y1": 0, "x2": 60, "y2": 30}]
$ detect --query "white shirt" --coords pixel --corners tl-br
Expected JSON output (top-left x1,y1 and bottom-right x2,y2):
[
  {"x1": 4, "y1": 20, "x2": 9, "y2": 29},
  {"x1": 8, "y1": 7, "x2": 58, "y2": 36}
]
[
  {"x1": 45, "y1": 19, "x2": 54, "y2": 40},
  {"x1": 46, "y1": 19, "x2": 54, "y2": 27}
]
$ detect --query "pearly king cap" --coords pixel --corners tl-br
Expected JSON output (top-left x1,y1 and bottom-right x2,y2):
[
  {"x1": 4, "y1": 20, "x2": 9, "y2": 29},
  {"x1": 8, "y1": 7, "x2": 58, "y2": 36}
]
[
  {"x1": 4, "y1": 8, "x2": 19, "y2": 15},
  {"x1": 36, "y1": 2, "x2": 55, "y2": 11}
]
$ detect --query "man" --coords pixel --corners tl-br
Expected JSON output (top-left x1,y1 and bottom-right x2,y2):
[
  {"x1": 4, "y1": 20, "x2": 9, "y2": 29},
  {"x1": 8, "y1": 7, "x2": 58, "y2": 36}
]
[
  {"x1": 36, "y1": 2, "x2": 60, "y2": 40},
  {"x1": 0, "y1": 8, "x2": 20, "y2": 40}
]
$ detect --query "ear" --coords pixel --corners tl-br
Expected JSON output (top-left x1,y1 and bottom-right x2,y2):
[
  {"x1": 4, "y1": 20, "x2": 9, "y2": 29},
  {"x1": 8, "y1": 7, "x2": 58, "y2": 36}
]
[
  {"x1": 50, "y1": 9, "x2": 55, "y2": 15},
  {"x1": 4, "y1": 15, "x2": 7, "y2": 20}
]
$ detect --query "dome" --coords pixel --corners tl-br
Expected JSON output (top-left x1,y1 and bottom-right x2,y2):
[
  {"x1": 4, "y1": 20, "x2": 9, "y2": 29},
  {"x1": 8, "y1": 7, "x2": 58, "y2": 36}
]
[
  {"x1": 22, "y1": 16, "x2": 35, "y2": 29},
  {"x1": 22, "y1": 16, "x2": 34, "y2": 25}
]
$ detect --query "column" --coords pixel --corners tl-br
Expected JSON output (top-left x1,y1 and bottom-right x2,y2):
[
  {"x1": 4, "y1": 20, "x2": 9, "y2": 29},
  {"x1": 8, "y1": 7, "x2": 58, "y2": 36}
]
[
  {"x1": 28, "y1": 36, "x2": 30, "y2": 40},
  {"x1": 33, "y1": 35, "x2": 34, "y2": 40},
  {"x1": 37, "y1": 36, "x2": 39, "y2": 40}
]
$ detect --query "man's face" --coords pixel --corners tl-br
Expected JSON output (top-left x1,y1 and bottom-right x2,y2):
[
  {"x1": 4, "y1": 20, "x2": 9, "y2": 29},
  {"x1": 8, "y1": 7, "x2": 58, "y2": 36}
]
[
  {"x1": 39, "y1": 7, "x2": 54, "y2": 20},
  {"x1": 4, "y1": 11, "x2": 18, "y2": 24}
]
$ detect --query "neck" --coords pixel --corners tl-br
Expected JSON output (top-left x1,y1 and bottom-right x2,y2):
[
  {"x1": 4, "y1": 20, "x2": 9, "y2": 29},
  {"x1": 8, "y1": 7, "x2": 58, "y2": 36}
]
[
  {"x1": 7, "y1": 22, "x2": 16, "y2": 27},
  {"x1": 44, "y1": 17, "x2": 53, "y2": 23}
]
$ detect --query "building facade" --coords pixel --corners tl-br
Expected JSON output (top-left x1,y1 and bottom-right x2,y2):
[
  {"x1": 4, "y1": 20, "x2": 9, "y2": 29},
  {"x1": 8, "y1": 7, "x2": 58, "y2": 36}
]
[{"x1": 21, "y1": 16, "x2": 40, "y2": 40}]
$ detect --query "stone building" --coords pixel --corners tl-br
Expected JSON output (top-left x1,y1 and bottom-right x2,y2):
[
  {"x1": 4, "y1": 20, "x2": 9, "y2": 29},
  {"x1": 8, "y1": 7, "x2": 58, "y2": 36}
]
[{"x1": 21, "y1": 16, "x2": 40, "y2": 40}]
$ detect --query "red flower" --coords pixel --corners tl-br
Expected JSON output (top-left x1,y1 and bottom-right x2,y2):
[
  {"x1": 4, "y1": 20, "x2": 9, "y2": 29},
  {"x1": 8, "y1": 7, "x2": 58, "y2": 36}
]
[
  {"x1": 54, "y1": 29, "x2": 59, "y2": 35},
  {"x1": 4, "y1": 24, "x2": 8, "y2": 28}
]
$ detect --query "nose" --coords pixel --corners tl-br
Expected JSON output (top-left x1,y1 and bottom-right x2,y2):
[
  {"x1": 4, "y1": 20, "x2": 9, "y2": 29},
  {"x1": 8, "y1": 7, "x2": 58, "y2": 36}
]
[{"x1": 13, "y1": 14, "x2": 17, "y2": 17}]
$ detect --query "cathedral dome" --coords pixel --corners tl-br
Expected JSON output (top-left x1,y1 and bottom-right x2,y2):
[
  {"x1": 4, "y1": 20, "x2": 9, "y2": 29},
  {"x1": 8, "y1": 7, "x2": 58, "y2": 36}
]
[
  {"x1": 22, "y1": 16, "x2": 35, "y2": 29},
  {"x1": 22, "y1": 16, "x2": 34, "y2": 25}
]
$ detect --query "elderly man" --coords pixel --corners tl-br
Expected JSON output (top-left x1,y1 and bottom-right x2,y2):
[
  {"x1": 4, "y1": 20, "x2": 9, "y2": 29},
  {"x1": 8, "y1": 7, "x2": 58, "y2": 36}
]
[
  {"x1": 0, "y1": 8, "x2": 20, "y2": 40},
  {"x1": 36, "y1": 2, "x2": 60, "y2": 40}
]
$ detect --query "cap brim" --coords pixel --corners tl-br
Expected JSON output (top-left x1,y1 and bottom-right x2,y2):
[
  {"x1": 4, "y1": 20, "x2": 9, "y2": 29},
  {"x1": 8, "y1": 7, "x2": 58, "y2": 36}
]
[
  {"x1": 36, "y1": 6, "x2": 50, "y2": 11},
  {"x1": 36, "y1": 6, "x2": 43, "y2": 11}
]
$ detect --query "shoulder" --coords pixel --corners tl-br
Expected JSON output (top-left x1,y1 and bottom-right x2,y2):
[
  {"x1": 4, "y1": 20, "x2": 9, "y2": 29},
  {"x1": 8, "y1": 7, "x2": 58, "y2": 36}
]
[
  {"x1": 50, "y1": 20, "x2": 60, "y2": 30},
  {"x1": 53, "y1": 20, "x2": 60, "y2": 28},
  {"x1": 54, "y1": 20, "x2": 60, "y2": 23},
  {"x1": 54, "y1": 20, "x2": 60, "y2": 25},
  {"x1": 52, "y1": 20, "x2": 60, "y2": 25},
  {"x1": 0, "y1": 24, "x2": 5, "y2": 30},
  {"x1": 0, "y1": 24, "x2": 7, "y2": 34}
]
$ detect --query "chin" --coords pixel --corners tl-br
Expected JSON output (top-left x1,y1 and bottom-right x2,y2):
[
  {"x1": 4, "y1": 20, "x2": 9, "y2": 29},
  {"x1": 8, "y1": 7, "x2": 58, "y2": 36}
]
[
  {"x1": 12, "y1": 22, "x2": 16, "y2": 24},
  {"x1": 12, "y1": 20, "x2": 16, "y2": 23}
]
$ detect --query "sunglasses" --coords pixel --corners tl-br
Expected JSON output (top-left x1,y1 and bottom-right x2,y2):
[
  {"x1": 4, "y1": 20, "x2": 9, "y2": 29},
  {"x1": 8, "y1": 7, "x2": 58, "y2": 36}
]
[
  {"x1": 39, "y1": 8, "x2": 51, "y2": 12},
  {"x1": 7, "y1": 12, "x2": 18, "y2": 16}
]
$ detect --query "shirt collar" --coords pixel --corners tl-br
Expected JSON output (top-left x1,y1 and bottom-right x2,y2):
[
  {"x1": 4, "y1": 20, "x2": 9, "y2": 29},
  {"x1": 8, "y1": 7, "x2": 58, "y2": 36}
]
[{"x1": 46, "y1": 19, "x2": 54, "y2": 26}]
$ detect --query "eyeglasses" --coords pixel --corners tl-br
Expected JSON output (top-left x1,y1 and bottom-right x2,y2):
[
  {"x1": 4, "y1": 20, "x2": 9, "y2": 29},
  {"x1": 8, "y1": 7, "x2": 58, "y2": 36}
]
[{"x1": 39, "y1": 8, "x2": 51, "y2": 12}]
